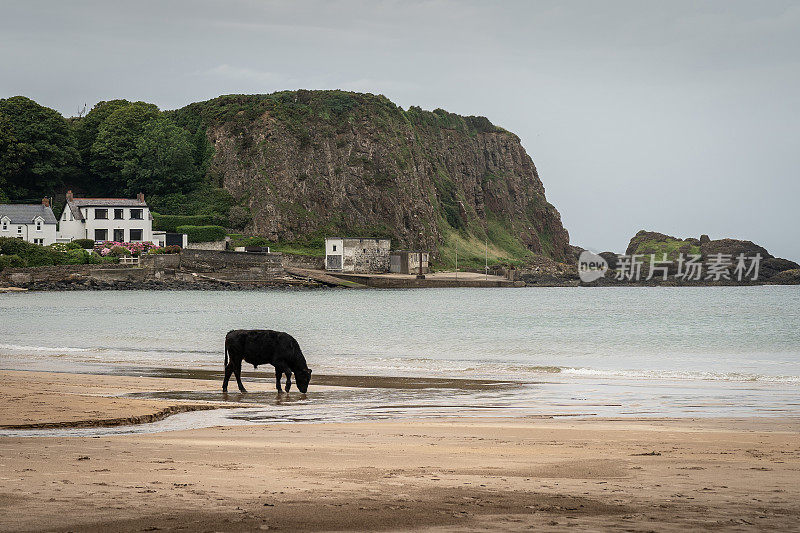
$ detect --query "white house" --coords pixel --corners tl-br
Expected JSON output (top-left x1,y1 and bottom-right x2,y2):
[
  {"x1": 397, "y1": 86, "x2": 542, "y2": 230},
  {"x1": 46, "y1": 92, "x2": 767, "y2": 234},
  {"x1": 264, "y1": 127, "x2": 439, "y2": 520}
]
[
  {"x1": 0, "y1": 199, "x2": 58, "y2": 245},
  {"x1": 58, "y1": 190, "x2": 154, "y2": 243}
]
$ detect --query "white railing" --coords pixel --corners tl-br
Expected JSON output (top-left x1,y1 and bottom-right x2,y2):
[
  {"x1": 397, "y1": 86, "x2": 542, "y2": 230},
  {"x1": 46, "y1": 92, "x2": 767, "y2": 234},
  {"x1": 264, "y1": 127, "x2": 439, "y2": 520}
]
[{"x1": 119, "y1": 256, "x2": 140, "y2": 265}]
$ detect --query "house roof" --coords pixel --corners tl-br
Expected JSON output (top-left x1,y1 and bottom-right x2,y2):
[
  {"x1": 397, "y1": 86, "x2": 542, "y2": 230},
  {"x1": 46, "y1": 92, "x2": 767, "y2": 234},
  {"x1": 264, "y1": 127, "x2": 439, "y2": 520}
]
[
  {"x1": 0, "y1": 204, "x2": 57, "y2": 225},
  {"x1": 66, "y1": 198, "x2": 148, "y2": 221},
  {"x1": 71, "y1": 198, "x2": 147, "y2": 207}
]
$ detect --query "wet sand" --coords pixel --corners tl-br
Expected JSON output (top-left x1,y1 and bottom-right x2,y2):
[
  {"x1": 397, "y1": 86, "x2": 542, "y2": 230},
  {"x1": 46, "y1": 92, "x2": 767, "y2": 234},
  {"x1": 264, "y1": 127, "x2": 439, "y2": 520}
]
[{"x1": 1, "y1": 369, "x2": 799, "y2": 531}]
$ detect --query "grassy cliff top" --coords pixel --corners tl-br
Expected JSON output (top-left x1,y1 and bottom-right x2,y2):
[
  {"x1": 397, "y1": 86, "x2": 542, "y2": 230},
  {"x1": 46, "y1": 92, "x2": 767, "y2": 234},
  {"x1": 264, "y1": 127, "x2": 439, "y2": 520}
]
[{"x1": 169, "y1": 90, "x2": 509, "y2": 138}]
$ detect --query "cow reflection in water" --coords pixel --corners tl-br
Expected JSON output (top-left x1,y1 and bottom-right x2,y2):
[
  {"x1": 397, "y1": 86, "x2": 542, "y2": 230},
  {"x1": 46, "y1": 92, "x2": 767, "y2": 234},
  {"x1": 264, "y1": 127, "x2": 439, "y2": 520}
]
[{"x1": 223, "y1": 330, "x2": 312, "y2": 394}]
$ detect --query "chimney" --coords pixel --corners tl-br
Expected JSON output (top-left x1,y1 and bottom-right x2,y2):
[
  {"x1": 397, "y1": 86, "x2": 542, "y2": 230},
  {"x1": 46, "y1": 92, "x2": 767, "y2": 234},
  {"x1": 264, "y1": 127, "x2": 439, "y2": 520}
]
[
  {"x1": 66, "y1": 190, "x2": 73, "y2": 202},
  {"x1": 137, "y1": 192, "x2": 145, "y2": 203},
  {"x1": 42, "y1": 198, "x2": 50, "y2": 207}
]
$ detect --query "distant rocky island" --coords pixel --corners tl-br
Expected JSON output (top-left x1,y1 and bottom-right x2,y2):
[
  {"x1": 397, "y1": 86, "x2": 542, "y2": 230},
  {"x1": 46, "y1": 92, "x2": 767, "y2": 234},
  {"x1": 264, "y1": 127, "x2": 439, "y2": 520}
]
[{"x1": 568, "y1": 230, "x2": 800, "y2": 286}]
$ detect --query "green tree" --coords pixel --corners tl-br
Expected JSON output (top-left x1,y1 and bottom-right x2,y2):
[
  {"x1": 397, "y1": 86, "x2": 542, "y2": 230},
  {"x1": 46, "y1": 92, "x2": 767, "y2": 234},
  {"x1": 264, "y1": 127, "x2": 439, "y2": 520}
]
[
  {"x1": 0, "y1": 111, "x2": 23, "y2": 202},
  {"x1": 129, "y1": 116, "x2": 198, "y2": 194},
  {"x1": 74, "y1": 99, "x2": 132, "y2": 161},
  {"x1": 89, "y1": 101, "x2": 160, "y2": 194},
  {"x1": 72, "y1": 99, "x2": 131, "y2": 193},
  {"x1": 90, "y1": 102, "x2": 201, "y2": 196},
  {"x1": 0, "y1": 96, "x2": 79, "y2": 200}
]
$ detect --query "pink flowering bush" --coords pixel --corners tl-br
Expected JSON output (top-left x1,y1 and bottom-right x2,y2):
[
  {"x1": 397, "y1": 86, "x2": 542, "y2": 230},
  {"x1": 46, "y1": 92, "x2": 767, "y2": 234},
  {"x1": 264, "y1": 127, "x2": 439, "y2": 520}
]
[{"x1": 94, "y1": 241, "x2": 160, "y2": 257}]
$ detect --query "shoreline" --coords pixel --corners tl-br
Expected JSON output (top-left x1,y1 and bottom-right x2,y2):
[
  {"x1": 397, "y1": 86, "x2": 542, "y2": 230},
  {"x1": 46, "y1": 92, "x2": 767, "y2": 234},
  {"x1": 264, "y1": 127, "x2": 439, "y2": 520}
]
[
  {"x1": 2, "y1": 278, "x2": 798, "y2": 290},
  {"x1": 1, "y1": 369, "x2": 799, "y2": 531},
  {"x1": 2, "y1": 263, "x2": 798, "y2": 291},
  {"x1": 0, "y1": 366, "x2": 798, "y2": 532}
]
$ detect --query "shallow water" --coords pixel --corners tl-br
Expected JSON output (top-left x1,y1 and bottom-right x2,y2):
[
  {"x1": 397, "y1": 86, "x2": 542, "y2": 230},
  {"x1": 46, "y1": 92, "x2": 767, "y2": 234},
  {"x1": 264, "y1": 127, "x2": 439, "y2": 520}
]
[{"x1": 1, "y1": 286, "x2": 799, "y2": 430}]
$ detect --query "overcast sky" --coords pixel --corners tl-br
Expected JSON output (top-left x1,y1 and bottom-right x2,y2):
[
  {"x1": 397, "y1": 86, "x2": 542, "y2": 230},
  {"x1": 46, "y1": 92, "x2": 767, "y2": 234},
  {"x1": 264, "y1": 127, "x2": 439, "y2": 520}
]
[{"x1": 2, "y1": 0, "x2": 798, "y2": 260}]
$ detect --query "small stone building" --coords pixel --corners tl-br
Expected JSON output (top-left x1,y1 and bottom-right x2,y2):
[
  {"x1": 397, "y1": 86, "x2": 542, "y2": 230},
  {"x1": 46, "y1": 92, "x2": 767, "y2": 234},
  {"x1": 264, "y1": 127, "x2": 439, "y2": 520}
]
[
  {"x1": 390, "y1": 250, "x2": 430, "y2": 275},
  {"x1": 325, "y1": 237, "x2": 391, "y2": 273}
]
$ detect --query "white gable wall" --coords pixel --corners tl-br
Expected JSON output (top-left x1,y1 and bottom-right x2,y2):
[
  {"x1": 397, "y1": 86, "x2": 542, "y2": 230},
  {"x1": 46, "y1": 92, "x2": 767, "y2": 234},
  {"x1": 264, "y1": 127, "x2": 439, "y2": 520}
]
[
  {"x1": 325, "y1": 238, "x2": 344, "y2": 271},
  {"x1": 58, "y1": 209, "x2": 84, "y2": 240}
]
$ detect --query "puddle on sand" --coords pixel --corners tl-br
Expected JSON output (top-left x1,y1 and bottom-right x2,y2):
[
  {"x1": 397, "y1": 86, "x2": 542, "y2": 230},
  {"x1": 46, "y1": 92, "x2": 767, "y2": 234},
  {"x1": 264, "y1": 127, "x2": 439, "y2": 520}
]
[
  {"x1": 0, "y1": 376, "x2": 540, "y2": 438},
  {"x1": 110, "y1": 366, "x2": 522, "y2": 391}
]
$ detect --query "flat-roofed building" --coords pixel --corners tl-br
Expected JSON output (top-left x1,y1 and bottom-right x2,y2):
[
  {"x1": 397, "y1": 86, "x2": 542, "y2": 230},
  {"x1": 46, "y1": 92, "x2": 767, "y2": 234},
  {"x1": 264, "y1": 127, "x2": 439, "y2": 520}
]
[{"x1": 325, "y1": 237, "x2": 390, "y2": 273}]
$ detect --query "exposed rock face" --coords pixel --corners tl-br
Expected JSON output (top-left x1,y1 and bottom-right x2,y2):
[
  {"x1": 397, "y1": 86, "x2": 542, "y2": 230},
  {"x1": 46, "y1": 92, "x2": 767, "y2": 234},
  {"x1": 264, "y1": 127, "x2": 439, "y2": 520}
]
[
  {"x1": 762, "y1": 257, "x2": 800, "y2": 279},
  {"x1": 770, "y1": 269, "x2": 800, "y2": 284},
  {"x1": 599, "y1": 252, "x2": 619, "y2": 270},
  {"x1": 699, "y1": 239, "x2": 771, "y2": 260},
  {"x1": 172, "y1": 91, "x2": 572, "y2": 263}
]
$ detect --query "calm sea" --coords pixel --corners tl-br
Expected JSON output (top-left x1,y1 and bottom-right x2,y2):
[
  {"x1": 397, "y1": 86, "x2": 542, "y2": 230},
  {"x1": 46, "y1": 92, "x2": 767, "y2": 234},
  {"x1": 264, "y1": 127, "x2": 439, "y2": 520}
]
[{"x1": 1, "y1": 286, "x2": 799, "y2": 428}]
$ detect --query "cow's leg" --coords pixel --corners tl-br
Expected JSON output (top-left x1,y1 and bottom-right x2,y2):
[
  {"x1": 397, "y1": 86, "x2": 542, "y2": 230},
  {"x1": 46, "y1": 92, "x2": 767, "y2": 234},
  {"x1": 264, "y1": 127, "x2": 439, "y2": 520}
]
[
  {"x1": 222, "y1": 358, "x2": 234, "y2": 392},
  {"x1": 284, "y1": 370, "x2": 292, "y2": 392},
  {"x1": 274, "y1": 366, "x2": 283, "y2": 393},
  {"x1": 234, "y1": 359, "x2": 247, "y2": 393}
]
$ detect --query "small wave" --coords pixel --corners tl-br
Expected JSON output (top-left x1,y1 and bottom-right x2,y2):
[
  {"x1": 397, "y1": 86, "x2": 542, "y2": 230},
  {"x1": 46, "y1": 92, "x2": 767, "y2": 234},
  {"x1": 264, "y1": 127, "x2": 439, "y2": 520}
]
[
  {"x1": 560, "y1": 367, "x2": 800, "y2": 384},
  {"x1": 0, "y1": 343, "x2": 97, "y2": 353},
  {"x1": 507, "y1": 365, "x2": 563, "y2": 373}
]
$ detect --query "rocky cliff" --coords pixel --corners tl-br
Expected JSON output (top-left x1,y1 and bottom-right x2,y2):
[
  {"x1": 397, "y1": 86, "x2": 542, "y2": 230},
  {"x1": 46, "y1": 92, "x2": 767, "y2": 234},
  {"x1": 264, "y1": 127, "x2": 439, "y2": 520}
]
[{"x1": 171, "y1": 90, "x2": 571, "y2": 266}]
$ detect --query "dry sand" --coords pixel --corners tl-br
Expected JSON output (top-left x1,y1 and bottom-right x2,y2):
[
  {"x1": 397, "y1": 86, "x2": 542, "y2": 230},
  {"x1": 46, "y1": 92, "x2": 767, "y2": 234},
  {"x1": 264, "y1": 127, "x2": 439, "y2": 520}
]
[{"x1": 0, "y1": 369, "x2": 799, "y2": 532}]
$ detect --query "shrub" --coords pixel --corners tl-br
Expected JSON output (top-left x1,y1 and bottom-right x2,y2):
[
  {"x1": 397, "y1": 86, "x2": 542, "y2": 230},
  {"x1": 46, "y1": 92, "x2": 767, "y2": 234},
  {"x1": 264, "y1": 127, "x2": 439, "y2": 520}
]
[
  {"x1": 64, "y1": 249, "x2": 91, "y2": 264},
  {"x1": 176, "y1": 225, "x2": 227, "y2": 243},
  {"x1": 153, "y1": 213, "x2": 225, "y2": 232},
  {"x1": 164, "y1": 245, "x2": 182, "y2": 254},
  {"x1": 0, "y1": 237, "x2": 32, "y2": 255},
  {"x1": 88, "y1": 252, "x2": 118, "y2": 264},
  {"x1": 24, "y1": 246, "x2": 66, "y2": 267},
  {"x1": 95, "y1": 241, "x2": 159, "y2": 256},
  {"x1": 49, "y1": 242, "x2": 72, "y2": 253},
  {"x1": 110, "y1": 245, "x2": 130, "y2": 257},
  {"x1": 147, "y1": 186, "x2": 235, "y2": 218},
  {"x1": 0, "y1": 254, "x2": 24, "y2": 271},
  {"x1": 72, "y1": 238, "x2": 96, "y2": 249}
]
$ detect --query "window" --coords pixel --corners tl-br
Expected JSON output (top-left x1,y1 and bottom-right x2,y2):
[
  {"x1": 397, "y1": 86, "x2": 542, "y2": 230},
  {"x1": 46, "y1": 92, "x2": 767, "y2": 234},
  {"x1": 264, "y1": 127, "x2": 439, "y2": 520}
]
[
  {"x1": 1, "y1": 221, "x2": 7, "y2": 231},
  {"x1": 95, "y1": 229, "x2": 108, "y2": 241},
  {"x1": 332, "y1": 245, "x2": 337, "y2": 251},
  {"x1": 36, "y1": 221, "x2": 42, "y2": 231},
  {"x1": 129, "y1": 229, "x2": 143, "y2": 241},
  {"x1": 33, "y1": 238, "x2": 43, "y2": 245},
  {"x1": 113, "y1": 229, "x2": 124, "y2": 242},
  {"x1": 114, "y1": 209, "x2": 124, "y2": 220},
  {"x1": 95, "y1": 209, "x2": 108, "y2": 220},
  {"x1": 130, "y1": 209, "x2": 143, "y2": 220},
  {"x1": 17, "y1": 226, "x2": 22, "y2": 234}
]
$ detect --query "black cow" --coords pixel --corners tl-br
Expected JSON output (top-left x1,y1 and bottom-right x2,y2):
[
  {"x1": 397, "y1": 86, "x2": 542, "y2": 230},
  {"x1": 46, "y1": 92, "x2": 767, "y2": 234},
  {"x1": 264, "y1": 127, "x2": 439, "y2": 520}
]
[{"x1": 223, "y1": 329, "x2": 312, "y2": 393}]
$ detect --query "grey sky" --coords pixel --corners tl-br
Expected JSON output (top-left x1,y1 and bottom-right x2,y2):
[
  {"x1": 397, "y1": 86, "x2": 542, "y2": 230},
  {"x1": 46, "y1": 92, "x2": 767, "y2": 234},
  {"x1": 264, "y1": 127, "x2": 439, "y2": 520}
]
[{"x1": 2, "y1": 0, "x2": 798, "y2": 260}]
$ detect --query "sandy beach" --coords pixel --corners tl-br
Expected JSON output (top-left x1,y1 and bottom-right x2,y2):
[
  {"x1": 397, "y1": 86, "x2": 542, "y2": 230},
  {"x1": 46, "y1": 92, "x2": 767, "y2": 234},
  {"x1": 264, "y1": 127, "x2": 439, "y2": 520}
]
[{"x1": 0, "y1": 369, "x2": 798, "y2": 532}]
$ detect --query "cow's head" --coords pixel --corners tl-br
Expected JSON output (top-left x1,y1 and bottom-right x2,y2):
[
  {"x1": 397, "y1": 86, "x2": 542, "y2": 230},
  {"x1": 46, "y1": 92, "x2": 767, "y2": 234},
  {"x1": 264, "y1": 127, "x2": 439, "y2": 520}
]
[{"x1": 295, "y1": 368, "x2": 312, "y2": 393}]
